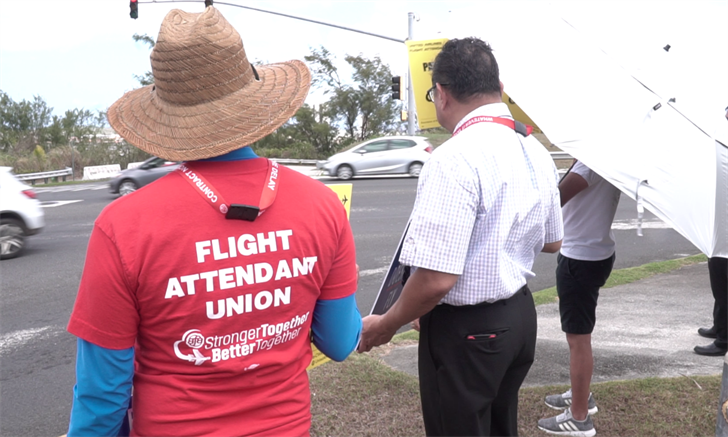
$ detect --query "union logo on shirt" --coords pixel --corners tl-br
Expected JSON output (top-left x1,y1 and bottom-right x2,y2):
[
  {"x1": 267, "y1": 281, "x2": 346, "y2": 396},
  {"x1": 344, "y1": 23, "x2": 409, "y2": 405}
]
[{"x1": 174, "y1": 329, "x2": 211, "y2": 366}]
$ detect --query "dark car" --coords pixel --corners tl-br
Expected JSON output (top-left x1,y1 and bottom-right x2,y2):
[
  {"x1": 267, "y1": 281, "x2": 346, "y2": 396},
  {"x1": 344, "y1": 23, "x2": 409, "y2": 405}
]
[{"x1": 109, "y1": 157, "x2": 181, "y2": 196}]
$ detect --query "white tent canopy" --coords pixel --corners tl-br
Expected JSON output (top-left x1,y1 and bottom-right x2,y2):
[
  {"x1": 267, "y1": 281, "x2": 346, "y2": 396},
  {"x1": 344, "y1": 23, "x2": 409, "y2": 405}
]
[{"x1": 447, "y1": 1, "x2": 728, "y2": 257}]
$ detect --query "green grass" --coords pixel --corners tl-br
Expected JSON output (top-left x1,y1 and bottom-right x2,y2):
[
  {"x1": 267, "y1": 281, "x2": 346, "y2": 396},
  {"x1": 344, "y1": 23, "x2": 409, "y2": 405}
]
[
  {"x1": 518, "y1": 376, "x2": 720, "y2": 437},
  {"x1": 308, "y1": 253, "x2": 719, "y2": 436},
  {"x1": 390, "y1": 329, "x2": 419, "y2": 344},
  {"x1": 310, "y1": 355, "x2": 720, "y2": 437},
  {"x1": 309, "y1": 352, "x2": 424, "y2": 436},
  {"x1": 532, "y1": 253, "x2": 708, "y2": 306}
]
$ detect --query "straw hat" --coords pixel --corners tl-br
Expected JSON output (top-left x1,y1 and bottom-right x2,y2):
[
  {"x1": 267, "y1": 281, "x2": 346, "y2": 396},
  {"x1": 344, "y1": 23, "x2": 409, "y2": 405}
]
[{"x1": 107, "y1": 7, "x2": 311, "y2": 161}]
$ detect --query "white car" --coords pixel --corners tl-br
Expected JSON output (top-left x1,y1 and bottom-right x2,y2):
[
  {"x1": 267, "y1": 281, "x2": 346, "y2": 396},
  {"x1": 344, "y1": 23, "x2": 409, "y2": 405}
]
[
  {"x1": 316, "y1": 136, "x2": 433, "y2": 180},
  {"x1": 0, "y1": 167, "x2": 45, "y2": 259}
]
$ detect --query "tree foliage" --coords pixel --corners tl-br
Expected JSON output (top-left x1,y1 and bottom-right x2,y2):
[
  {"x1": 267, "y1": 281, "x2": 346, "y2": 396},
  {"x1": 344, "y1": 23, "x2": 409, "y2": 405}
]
[
  {"x1": 133, "y1": 33, "x2": 155, "y2": 86},
  {"x1": 0, "y1": 91, "x2": 106, "y2": 154},
  {"x1": 305, "y1": 46, "x2": 401, "y2": 143},
  {"x1": 255, "y1": 46, "x2": 402, "y2": 158},
  {"x1": 0, "y1": 91, "x2": 149, "y2": 175}
]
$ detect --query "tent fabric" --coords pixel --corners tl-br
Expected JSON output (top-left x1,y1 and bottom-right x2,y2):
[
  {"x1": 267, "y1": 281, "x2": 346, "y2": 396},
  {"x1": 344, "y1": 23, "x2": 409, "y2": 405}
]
[{"x1": 447, "y1": 2, "x2": 727, "y2": 258}]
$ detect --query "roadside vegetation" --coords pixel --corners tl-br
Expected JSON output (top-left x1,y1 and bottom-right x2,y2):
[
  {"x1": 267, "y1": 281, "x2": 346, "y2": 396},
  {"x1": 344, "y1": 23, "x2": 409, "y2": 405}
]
[
  {"x1": 309, "y1": 255, "x2": 719, "y2": 436},
  {"x1": 310, "y1": 349, "x2": 719, "y2": 437}
]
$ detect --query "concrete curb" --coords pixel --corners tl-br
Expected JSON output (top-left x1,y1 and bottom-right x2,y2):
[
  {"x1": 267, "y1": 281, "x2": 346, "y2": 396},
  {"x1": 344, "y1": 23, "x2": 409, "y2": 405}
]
[{"x1": 379, "y1": 262, "x2": 725, "y2": 386}]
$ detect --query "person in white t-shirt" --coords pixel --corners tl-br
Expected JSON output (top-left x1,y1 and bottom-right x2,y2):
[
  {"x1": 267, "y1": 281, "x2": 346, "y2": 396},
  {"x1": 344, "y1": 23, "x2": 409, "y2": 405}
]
[{"x1": 538, "y1": 161, "x2": 620, "y2": 437}]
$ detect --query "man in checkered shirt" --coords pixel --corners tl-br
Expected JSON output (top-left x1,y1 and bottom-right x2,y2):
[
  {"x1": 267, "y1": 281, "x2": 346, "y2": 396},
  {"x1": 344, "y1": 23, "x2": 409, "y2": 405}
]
[{"x1": 359, "y1": 38, "x2": 563, "y2": 436}]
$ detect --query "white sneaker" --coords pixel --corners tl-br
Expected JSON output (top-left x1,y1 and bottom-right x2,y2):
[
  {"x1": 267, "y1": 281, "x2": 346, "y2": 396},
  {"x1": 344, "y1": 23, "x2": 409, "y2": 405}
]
[
  {"x1": 537, "y1": 408, "x2": 596, "y2": 437},
  {"x1": 544, "y1": 388, "x2": 598, "y2": 415}
]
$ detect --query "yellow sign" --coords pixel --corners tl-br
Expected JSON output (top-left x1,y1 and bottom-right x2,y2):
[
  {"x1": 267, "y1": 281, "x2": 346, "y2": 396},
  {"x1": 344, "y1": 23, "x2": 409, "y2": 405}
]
[
  {"x1": 503, "y1": 92, "x2": 543, "y2": 134},
  {"x1": 308, "y1": 345, "x2": 331, "y2": 370},
  {"x1": 407, "y1": 38, "x2": 542, "y2": 134},
  {"x1": 324, "y1": 184, "x2": 353, "y2": 220},
  {"x1": 406, "y1": 38, "x2": 449, "y2": 130},
  {"x1": 306, "y1": 183, "x2": 354, "y2": 371}
]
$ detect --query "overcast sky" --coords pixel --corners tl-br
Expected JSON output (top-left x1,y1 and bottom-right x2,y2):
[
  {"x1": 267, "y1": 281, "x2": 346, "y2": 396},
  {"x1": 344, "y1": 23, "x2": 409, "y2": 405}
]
[
  {"x1": 0, "y1": 0, "x2": 459, "y2": 117},
  {"x1": 1, "y1": 0, "x2": 725, "y2": 124}
]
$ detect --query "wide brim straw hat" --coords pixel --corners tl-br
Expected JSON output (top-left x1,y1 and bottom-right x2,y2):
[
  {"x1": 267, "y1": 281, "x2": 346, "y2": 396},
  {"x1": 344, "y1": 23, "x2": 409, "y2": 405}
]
[{"x1": 107, "y1": 7, "x2": 311, "y2": 161}]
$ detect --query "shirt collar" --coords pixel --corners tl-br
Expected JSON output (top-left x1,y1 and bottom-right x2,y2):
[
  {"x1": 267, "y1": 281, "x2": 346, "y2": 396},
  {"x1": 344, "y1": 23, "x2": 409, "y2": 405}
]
[
  {"x1": 199, "y1": 146, "x2": 259, "y2": 162},
  {"x1": 453, "y1": 102, "x2": 513, "y2": 133}
]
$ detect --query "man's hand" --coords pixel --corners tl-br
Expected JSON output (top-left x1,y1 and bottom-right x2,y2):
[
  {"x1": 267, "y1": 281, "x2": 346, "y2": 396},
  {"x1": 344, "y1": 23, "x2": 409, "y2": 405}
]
[
  {"x1": 358, "y1": 267, "x2": 457, "y2": 352},
  {"x1": 411, "y1": 318, "x2": 421, "y2": 332},
  {"x1": 358, "y1": 314, "x2": 397, "y2": 353}
]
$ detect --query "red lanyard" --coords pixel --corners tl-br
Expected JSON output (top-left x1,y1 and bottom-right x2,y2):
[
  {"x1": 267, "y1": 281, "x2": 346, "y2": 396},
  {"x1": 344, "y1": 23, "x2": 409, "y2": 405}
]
[
  {"x1": 176, "y1": 160, "x2": 279, "y2": 221},
  {"x1": 452, "y1": 116, "x2": 533, "y2": 137}
]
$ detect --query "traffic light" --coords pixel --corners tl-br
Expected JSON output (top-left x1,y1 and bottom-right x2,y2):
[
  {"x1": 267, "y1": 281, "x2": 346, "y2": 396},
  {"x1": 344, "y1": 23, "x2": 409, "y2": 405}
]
[
  {"x1": 130, "y1": 0, "x2": 138, "y2": 19},
  {"x1": 391, "y1": 76, "x2": 402, "y2": 100}
]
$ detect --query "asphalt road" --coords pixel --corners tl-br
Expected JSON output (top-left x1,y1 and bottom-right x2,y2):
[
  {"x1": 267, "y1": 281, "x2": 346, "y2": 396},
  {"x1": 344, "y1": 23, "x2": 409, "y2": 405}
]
[{"x1": 0, "y1": 177, "x2": 701, "y2": 436}]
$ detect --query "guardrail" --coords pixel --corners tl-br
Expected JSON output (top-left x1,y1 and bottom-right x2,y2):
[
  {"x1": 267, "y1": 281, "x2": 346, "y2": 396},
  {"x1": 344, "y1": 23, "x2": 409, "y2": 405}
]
[
  {"x1": 13, "y1": 153, "x2": 571, "y2": 185},
  {"x1": 16, "y1": 168, "x2": 73, "y2": 185},
  {"x1": 274, "y1": 154, "x2": 571, "y2": 165},
  {"x1": 550, "y1": 151, "x2": 573, "y2": 160},
  {"x1": 271, "y1": 158, "x2": 319, "y2": 165}
]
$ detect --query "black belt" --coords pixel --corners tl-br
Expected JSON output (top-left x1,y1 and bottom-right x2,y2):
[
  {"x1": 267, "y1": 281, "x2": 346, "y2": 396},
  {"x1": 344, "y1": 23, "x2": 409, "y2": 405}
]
[{"x1": 440, "y1": 285, "x2": 530, "y2": 311}]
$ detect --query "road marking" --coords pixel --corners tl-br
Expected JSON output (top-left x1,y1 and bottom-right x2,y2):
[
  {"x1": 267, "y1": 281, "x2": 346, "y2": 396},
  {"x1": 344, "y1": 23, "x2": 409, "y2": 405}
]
[
  {"x1": 33, "y1": 184, "x2": 106, "y2": 193},
  {"x1": 40, "y1": 200, "x2": 84, "y2": 208},
  {"x1": 351, "y1": 207, "x2": 384, "y2": 213},
  {"x1": 359, "y1": 267, "x2": 389, "y2": 277},
  {"x1": 611, "y1": 219, "x2": 672, "y2": 230},
  {"x1": 0, "y1": 326, "x2": 56, "y2": 354}
]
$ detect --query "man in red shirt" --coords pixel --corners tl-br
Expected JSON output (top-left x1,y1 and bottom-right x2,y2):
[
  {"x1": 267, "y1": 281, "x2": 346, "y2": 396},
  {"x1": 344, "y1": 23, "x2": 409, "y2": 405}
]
[{"x1": 66, "y1": 6, "x2": 361, "y2": 436}]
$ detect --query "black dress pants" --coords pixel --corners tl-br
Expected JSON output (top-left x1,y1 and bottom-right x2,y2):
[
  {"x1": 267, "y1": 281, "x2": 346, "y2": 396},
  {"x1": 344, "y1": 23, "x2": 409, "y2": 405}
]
[
  {"x1": 418, "y1": 286, "x2": 537, "y2": 437},
  {"x1": 709, "y1": 257, "x2": 728, "y2": 348}
]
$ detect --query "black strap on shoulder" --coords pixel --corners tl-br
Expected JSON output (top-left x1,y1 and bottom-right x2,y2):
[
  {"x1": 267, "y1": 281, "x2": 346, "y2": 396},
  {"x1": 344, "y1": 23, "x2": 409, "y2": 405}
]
[{"x1": 514, "y1": 120, "x2": 529, "y2": 137}]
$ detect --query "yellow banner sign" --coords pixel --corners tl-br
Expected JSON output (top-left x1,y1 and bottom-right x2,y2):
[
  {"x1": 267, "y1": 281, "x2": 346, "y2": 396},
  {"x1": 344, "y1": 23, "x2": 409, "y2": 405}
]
[
  {"x1": 324, "y1": 184, "x2": 353, "y2": 220},
  {"x1": 503, "y1": 92, "x2": 542, "y2": 134},
  {"x1": 407, "y1": 38, "x2": 542, "y2": 134},
  {"x1": 406, "y1": 38, "x2": 449, "y2": 130},
  {"x1": 307, "y1": 183, "x2": 353, "y2": 371}
]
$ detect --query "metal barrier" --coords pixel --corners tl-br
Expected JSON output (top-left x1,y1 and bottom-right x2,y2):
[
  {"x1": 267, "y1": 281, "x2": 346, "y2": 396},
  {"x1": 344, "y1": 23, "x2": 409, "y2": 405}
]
[
  {"x1": 274, "y1": 154, "x2": 570, "y2": 165},
  {"x1": 271, "y1": 158, "x2": 319, "y2": 165},
  {"x1": 550, "y1": 151, "x2": 573, "y2": 160},
  {"x1": 16, "y1": 168, "x2": 73, "y2": 185},
  {"x1": 12, "y1": 153, "x2": 570, "y2": 185}
]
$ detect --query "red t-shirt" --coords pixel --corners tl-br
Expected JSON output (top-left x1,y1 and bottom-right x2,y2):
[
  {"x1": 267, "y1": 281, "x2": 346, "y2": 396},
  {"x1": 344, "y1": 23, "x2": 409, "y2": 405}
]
[{"x1": 68, "y1": 158, "x2": 357, "y2": 436}]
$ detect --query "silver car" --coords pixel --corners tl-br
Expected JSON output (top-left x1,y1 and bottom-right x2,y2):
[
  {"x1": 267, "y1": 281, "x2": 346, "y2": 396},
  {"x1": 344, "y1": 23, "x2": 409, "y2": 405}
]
[
  {"x1": 109, "y1": 157, "x2": 181, "y2": 196},
  {"x1": 317, "y1": 136, "x2": 433, "y2": 180}
]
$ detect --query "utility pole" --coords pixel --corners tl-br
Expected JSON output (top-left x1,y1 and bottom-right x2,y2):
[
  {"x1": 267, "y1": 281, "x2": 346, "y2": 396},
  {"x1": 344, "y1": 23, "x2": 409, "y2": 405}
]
[
  {"x1": 138, "y1": 1, "x2": 404, "y2": 43},
  {"x1": 407, "y1": 12, "x2": 416, "y2": 136},
  {"x1": 70, "y1": 138, "x2": 75, "y2": 181}
]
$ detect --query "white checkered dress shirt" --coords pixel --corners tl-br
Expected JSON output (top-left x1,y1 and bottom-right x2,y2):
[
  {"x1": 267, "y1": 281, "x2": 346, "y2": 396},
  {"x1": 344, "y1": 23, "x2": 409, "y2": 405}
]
[{"x1": 399, "y1": 103, "x2": 563, "y2": 305}]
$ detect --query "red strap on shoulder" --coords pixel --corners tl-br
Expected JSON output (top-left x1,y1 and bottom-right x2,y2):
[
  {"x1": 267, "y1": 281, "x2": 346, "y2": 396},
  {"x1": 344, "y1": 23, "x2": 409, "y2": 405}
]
[
  {"x1": 176, "y1": 160, "x2": 278, "y2": 220},
  {"x1": 453, "y1": 116, "x2": 532, "y2": 137}
]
